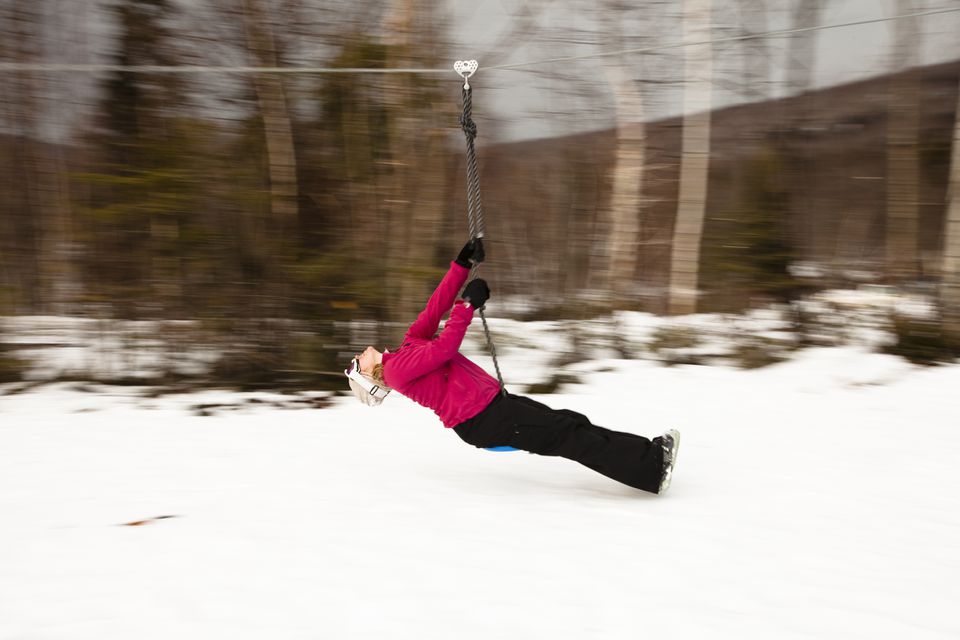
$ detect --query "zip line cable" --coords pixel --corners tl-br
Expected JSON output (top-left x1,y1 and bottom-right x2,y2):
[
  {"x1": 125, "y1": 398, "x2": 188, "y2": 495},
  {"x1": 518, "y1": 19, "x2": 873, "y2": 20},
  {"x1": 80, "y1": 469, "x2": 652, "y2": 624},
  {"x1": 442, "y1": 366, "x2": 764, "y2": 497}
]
[
  {"x1": 1, "y1": 5, "x2": 958, "y2": 75},
  {"x1": 0, "y1": 64, "x2": 450, "y2": 74}
]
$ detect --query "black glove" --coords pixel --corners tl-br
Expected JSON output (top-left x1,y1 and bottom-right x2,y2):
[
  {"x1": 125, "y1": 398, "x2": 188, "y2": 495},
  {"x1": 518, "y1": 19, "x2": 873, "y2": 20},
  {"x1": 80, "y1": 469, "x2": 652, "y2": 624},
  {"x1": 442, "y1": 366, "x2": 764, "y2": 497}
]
[
  {"x1": 462, "y1": 279, "x2": 490, "y2": 309},
  {"x1": 454, "y1": 237, "x2": 485, "y2": 268}
]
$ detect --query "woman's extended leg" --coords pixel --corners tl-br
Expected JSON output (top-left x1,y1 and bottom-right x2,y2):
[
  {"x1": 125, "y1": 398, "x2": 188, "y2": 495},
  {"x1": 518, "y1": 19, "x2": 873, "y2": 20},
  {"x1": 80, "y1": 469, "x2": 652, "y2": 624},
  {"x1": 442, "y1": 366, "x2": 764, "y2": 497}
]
[{"x1": 454, "y1": 394, "x2": 664, "y2": 493}]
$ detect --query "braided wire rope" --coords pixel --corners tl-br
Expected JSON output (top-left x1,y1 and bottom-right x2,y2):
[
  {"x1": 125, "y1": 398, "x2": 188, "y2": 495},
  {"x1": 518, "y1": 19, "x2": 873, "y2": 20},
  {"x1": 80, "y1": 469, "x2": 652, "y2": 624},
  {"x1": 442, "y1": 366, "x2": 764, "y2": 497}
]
[
  {"x1": 460, "y1": 87, "x2": 484, "y2": 240},
  {"x1": 459, "y1": 79, "x2": 507, "y2": 396}
]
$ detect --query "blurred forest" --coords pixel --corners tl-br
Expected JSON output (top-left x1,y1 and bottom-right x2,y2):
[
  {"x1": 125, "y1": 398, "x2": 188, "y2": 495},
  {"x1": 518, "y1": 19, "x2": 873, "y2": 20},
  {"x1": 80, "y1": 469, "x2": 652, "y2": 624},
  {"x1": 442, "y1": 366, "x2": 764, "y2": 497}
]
[{"x1": 2, "y1": 0, "x2": 960, "y2": 389}]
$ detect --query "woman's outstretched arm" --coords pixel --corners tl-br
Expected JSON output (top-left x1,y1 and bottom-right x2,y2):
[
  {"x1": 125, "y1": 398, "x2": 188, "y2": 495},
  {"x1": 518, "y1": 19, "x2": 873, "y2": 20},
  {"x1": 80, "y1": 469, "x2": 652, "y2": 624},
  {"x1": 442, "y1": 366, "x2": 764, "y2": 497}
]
[
  {"x1": 404, "y1": 239, "x2": 483, "y2": 340},
  {"x1": 404, "y1": 262, "x2": 470, "y2": 340}
]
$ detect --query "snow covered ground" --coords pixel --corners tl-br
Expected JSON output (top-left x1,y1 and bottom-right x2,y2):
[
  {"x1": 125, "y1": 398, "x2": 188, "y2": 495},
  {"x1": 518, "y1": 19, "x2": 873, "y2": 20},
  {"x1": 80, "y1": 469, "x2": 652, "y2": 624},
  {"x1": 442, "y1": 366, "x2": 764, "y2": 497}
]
[{"x1": 2, "y1": 318, "x2": 960, "y2": 639}]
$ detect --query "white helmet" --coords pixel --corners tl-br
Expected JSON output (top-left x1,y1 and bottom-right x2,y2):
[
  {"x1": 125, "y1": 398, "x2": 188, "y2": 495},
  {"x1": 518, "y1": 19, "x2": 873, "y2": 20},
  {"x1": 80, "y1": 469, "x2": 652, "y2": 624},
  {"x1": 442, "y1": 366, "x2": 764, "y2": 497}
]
[{"x1": 344, "y1": 357, "x2": 391, "y2": 406}]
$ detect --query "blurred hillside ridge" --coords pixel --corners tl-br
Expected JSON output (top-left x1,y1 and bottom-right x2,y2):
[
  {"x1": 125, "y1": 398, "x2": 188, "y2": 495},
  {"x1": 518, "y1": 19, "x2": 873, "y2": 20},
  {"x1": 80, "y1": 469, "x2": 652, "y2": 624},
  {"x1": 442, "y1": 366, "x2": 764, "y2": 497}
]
[{"x1": 2, "y1": 2, "x2": 960, "y2": 389}]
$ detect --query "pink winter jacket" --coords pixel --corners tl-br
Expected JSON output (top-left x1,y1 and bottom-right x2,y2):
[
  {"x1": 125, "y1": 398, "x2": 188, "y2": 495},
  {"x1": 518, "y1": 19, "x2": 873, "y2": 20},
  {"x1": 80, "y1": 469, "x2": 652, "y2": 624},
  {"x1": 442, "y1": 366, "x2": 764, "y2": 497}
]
[{"x1": 381, "y1": 262, "x2": 501, "y2": 427}]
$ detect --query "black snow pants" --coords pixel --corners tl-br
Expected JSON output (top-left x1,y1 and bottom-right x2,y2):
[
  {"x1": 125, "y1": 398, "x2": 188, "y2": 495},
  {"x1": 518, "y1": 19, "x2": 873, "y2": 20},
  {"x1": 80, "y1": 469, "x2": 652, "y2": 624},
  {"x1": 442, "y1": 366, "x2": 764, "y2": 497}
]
[{"x1": 453, "y1": 393, "x2": 664, "y2": 493}]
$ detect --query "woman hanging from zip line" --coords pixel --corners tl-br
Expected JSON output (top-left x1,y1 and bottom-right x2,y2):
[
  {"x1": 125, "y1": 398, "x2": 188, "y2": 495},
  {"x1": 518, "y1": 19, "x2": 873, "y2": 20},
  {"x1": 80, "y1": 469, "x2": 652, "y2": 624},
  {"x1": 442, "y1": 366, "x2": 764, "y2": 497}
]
[{"x1": 344, "y1": 238, "x2": 680, "y2": 495}]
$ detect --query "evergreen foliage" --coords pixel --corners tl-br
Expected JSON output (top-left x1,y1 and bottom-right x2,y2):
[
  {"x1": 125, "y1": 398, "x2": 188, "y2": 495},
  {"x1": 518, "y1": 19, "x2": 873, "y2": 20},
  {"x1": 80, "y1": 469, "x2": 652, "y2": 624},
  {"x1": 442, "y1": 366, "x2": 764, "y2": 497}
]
[
  {"x1": 885, "y1": 315, "x2": 960, "y2": 365},
  {"x1": 76, "y1": 0, "x2": 194, "y2": 318},
  {"x1": 702, "y1": 148, "x2": 805, "y2": 312},
  {"x1": 0, "y1": 330, "x2": 25, "y2": 383},
  {"x1": 67, "y1": 23, "x2": 447, "y2": 389}
]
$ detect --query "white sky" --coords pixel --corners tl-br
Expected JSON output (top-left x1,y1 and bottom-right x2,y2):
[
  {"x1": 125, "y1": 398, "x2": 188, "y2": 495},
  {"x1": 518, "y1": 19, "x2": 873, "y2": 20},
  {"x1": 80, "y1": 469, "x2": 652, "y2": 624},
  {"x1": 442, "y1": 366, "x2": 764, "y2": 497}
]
[
  {"x1": 9, "y1": 0, "x2": 960, "y2": 143},
  {"x1": 448, "y1": 0, "x2": 960, "y2": 140}
]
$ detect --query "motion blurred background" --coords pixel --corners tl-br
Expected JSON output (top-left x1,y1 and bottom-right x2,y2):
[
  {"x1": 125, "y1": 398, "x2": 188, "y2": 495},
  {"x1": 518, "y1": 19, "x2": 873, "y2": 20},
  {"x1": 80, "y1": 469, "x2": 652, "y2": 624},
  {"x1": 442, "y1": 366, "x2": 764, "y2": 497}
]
[{"x1": 2, "y1": 0, "x2": 960, "y2": 390}]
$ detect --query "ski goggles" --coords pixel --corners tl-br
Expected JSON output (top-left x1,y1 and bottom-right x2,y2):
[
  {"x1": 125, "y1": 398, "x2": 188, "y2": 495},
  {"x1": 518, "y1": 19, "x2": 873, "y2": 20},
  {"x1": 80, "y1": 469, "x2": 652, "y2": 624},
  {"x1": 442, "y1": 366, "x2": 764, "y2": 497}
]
[{"x1": 344, "y1": 357, "x2": 391, "y2": 401}]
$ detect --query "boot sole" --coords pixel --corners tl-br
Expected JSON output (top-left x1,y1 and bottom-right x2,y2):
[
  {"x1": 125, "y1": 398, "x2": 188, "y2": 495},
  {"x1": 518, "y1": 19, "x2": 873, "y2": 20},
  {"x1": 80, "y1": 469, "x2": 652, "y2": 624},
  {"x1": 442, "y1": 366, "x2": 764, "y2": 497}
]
[{"x1": 658, "y1": 429, "x2": 681, "y2": 494}]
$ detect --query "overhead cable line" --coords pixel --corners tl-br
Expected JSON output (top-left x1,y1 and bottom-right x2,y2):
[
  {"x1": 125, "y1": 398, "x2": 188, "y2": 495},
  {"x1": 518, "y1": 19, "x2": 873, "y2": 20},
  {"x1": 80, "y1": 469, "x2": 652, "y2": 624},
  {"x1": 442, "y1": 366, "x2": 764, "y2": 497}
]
[
  {"x1": 1, "y1": 5, "x2": 958, "y2": 75},
  {"x1": 0, "y1": 63, "x2": 449, "y2": 74}
]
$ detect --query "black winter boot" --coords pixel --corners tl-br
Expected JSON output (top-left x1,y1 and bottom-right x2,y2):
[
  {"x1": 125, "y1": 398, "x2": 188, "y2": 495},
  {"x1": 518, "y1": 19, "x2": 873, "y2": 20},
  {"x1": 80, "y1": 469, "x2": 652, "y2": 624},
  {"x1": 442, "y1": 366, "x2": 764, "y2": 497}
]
[{"x1": 658, "y1": 429, "x2": 681, "y2": 494}]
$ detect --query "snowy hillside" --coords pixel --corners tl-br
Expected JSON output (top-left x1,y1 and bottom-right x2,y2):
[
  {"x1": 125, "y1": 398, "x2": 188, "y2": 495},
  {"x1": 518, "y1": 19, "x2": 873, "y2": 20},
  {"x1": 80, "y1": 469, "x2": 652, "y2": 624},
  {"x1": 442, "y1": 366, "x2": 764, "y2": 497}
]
[{"x1": 2, "y1": 314, "x2": 959, "y2": 639}]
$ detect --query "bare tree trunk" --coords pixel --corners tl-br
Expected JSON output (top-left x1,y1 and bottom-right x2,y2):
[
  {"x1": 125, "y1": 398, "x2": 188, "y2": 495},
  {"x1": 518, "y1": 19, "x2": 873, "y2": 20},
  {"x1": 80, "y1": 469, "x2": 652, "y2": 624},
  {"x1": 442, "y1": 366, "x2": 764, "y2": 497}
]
[
  {"x1": 668, "y1": 0, "x2": 713, "y2": 315},
  {"x1": 736, "y1": 0, "x2": 769, "y2": 102},
  {"x1": 3, "y1": 0, "x2": 73, "y2": 314},
  {"x1": 243, "y1": 0, "x2": 299, "y2": 234},
  {"x1": 942, "y1": 79, "x2": 960, "y2": 339},
  {"x1": 885, "y1": 0, "x2": 921, "y2": 281},
  {"x1": 381, "y1": 0, "x2": 419, "y2": 328},
  {"x1": 786, "y1": 0, "x2": 820, "y2": 97},
  {"x1": 381, "y1": 0, "x2": 447, "y2": 326},
  {"x1": 8, "y1": 1, "x2": 42, "y2": 310},
  {"x1": 785, "y1": 0, "x2": 821, "y2": 265},
  {"x1": 601, "y1": 64, "x2": 645, "y2": 303}
]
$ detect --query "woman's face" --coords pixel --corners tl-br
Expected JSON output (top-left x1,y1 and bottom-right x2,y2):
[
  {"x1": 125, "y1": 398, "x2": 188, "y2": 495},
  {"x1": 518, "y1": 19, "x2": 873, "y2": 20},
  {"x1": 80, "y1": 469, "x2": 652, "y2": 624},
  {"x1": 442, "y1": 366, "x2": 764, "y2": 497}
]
[{"x1": 356, "y1": 346, "x2": 379, "y2": 374}]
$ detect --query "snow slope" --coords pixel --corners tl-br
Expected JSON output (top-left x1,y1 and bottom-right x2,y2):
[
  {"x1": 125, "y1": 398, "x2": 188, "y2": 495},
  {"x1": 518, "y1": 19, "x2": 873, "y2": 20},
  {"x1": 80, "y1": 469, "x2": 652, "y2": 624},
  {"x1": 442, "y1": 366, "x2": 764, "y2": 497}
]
[{"x1": 1, "y1": 347, "x2": 959, "y2": 640}]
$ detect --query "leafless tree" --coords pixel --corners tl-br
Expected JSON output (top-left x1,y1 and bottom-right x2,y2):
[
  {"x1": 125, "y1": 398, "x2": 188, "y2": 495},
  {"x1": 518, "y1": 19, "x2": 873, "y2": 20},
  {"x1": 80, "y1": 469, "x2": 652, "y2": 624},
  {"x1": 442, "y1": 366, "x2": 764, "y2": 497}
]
[
  {"x1": 179, "y1": 0, "x2": 344, "y2": 236},
  {"x1": 591, "y1": 1, "x2": 650, "y2": 304},
  {"x1": 942, "y1": 77, "x2": 960, "y2": 339},
  {"x1": 783, "y1": 0, "x2": 821, "y2": 265},
  {"x1": 0, "y1": 0, "x2": 73, "y2": 312},
  {"x1": 735, "y1": 0, "x2": 770, "y2": 103},
  {"x1": 602, "y1": 62, "x2": 645, "y2": 302},
  {"x1": 241, "y1": 0, "x2": 299, "y2": 235},
  {"x1": 379, "y1": 0, "x2": 452, "y2": 325},
  {"x1": 785, "y1": 0, "x2": 820, "y2": 97},
  {"x1": 668, "y1": 0, "x2": 714, "y2": 315},
  {"x1": 885, "y1": 0, "x2": 922, "y2": 281}
]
